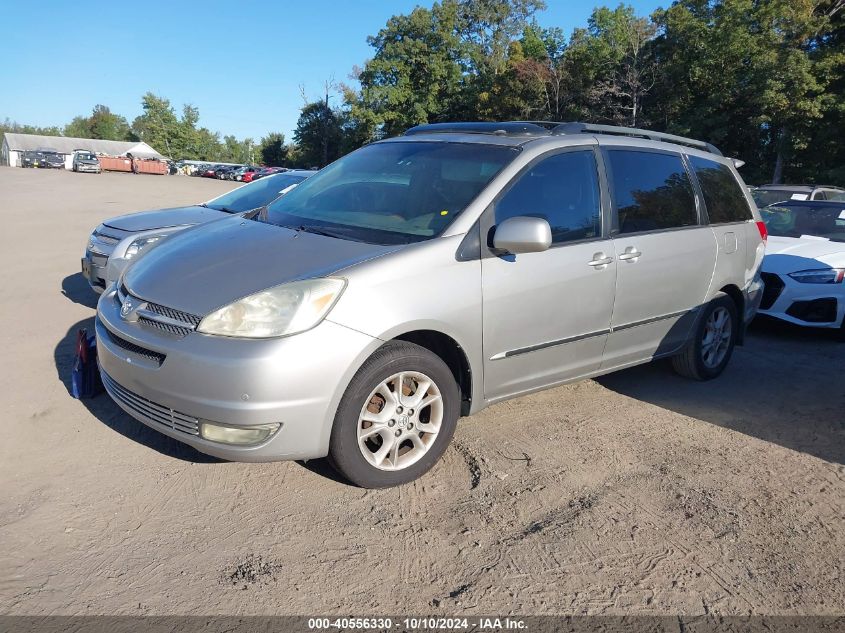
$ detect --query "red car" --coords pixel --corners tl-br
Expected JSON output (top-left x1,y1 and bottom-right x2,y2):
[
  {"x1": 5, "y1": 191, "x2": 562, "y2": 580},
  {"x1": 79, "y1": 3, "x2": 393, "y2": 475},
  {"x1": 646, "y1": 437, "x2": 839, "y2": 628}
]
[{"x1": 249, "y1": 167, "x2": 286, "y2": 182}]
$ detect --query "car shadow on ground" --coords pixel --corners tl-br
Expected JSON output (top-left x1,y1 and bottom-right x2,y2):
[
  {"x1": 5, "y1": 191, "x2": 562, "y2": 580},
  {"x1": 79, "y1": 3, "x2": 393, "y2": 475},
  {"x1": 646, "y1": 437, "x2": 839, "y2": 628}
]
[
  {"x1": 61, "y1": 272, "x2": 99, "y2": 309},
  {"x1": 54, "y1": 316, "x2": 220, "y2": 463},
  {"x1": 596, "y1": 317, "x2": 845, "y2": 466}
]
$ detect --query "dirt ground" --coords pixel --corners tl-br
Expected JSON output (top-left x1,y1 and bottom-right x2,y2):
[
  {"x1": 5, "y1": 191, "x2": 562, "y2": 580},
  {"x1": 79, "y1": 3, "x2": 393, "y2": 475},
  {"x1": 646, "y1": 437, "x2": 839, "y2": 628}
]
[{"x1": 0, "y1": 167, "x2": 843, "y2": 617}]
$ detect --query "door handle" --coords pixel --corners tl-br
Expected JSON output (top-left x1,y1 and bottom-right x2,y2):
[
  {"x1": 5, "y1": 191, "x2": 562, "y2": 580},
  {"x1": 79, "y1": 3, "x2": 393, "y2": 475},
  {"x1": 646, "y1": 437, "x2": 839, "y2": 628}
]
[
  {"x1": 587, "y1": 253, "x2": 614, "y2": 268},
  {"x1": 617, "y1": 247, "x2": 642, "y2": 261}
]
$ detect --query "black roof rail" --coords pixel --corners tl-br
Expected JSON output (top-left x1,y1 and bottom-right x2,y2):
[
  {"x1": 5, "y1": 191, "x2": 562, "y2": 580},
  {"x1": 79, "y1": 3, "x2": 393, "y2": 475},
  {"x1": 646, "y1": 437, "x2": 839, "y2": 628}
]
[
  {"x1": 552, "y1": 122, "x2": 723, "y2": 156},
  {"x1": 404, "y1": 122, "x2": 550, "y2": 137},
  {"x1": 403, "y1": 120, "x2": 723, "y2": 156}
]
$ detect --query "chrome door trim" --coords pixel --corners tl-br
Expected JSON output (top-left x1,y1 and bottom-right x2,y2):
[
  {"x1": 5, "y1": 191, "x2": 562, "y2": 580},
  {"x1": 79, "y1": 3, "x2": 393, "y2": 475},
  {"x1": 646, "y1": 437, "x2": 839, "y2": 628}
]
[
  {"x1": 611, "y1": 307, "x2": 699, "y2": 333},
  {"x1": 490, "y1": 307, "x2": 699, "y2": 360},
  {"x1": 489, "y1": 328, "x2": 611, "y2": 360}
]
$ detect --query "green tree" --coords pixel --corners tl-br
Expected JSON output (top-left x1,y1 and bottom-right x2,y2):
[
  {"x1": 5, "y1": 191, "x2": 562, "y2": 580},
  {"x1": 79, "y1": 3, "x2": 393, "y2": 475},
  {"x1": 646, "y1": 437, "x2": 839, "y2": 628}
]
[
  {"x1": 88, "y1": 105, "x2": 131, "y2": 140},
  {"x1": 259, "y1": 132, "x2": 288, "y2": 166},
  {"x1": 63, "y1": 116, "x2": 91, "y2": 138},
  {"x1": 131, "y1": 92, "x2": 181, "y2": 157},
  {"x1": 293, "y1": 100, "x2": 344, "y2": 168}
]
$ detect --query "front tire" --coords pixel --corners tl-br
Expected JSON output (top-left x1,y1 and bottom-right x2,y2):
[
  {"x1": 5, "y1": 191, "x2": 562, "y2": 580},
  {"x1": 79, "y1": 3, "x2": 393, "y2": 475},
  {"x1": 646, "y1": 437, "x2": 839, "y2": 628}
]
[
  {"x1": 672, "y1": 292, "x2": 738, "y2": 380},
  {"x1": 328, "y1": 341, "x2": 460, "y2": 488}
]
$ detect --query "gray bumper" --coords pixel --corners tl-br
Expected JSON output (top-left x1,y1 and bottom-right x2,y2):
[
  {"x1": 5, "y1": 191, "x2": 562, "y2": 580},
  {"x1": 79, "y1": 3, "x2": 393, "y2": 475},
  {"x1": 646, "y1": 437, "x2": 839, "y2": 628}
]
[
  {"x1": 81, "y1": 253, "x2": 108, "y2": 292},
  {"x1": 95, "y1": 287, "x2": 381, "y2": 461},
  {"x1": 744, "y1": 274, "x2": 764, "y2": 325}
]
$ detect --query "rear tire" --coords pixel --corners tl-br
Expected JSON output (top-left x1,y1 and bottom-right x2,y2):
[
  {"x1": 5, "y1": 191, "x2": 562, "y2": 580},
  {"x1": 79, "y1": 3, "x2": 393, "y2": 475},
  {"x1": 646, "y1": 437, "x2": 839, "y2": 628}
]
[
  {"x1": 328, "y1": 341, "x2": 460, "y2": 488},
  {"x1": 672, "y1": 292, "x2": 738, "y2": 380}
]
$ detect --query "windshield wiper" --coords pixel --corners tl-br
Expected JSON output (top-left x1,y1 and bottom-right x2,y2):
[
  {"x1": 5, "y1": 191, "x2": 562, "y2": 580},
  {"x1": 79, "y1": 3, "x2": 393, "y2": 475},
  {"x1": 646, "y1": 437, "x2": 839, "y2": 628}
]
[{"x1": 291, "y1": 224, "x2": 350, "y2": 240}]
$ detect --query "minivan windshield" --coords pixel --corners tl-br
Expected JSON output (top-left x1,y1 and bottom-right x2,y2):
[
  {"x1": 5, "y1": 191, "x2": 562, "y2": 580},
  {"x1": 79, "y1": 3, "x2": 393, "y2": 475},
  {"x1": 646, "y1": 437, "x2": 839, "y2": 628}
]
[
  {"x1": 761, "y1": 203, "x2": 845, "y2": 242},
  {"x1": 205, "y1": 172, "x2": 308, "y2": 213},
  {"x1": 262, "y1": 141, "x2": 519, "y2": 244}
]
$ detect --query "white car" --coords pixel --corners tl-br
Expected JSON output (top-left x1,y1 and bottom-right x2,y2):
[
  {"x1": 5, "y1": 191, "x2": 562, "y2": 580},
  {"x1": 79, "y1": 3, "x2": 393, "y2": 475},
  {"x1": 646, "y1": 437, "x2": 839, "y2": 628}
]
[{"x1": 758, "y1": 200, "x2": 845, "y2": 334}]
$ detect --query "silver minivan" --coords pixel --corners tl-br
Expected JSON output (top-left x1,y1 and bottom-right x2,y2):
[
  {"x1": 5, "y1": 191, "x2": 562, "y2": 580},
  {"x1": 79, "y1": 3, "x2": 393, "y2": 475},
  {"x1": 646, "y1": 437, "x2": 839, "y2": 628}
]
[{"x1": 96, "y1": 122, "x2": 766, "y2": 488}]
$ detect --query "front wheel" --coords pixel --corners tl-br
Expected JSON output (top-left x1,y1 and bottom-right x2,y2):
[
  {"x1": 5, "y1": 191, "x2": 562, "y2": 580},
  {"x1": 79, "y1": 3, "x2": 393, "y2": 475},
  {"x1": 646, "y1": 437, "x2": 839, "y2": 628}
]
[
  {"x1": 672, "y1": 292, "x2": 738, "y2": 380},
  {"x1": 328, "y1": 341, "x2": 460, "y2": 488}
]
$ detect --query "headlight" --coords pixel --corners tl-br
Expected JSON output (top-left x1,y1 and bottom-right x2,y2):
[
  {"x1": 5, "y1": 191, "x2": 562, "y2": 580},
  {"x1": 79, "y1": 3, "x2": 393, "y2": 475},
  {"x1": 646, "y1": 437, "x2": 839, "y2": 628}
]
[
  {"x1": 125, "y1": 234, "x2": 168, "y2": 260},
  {"x1": 200, "y1": 421, "x2": 280, "y2": 445},
  {"x1": 197, "y1": 278, "x2": 346, "y2": 338},
  {"x1": 788, "y1": 268, "x2": 845, "y2": 284}
]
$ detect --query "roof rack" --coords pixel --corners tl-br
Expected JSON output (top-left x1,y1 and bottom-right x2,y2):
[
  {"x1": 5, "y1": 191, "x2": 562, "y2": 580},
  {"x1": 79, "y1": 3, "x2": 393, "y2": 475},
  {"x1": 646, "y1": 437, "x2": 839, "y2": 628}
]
[
  {"x1": 404, "y1": 122, "x2": 551, "y2": 137},
  {"x1": 404, "y1": 120, "x2": 723, "y2": 156},
  {"x1": 551, "y1": 122, "x2": 722, "y2": 156}
]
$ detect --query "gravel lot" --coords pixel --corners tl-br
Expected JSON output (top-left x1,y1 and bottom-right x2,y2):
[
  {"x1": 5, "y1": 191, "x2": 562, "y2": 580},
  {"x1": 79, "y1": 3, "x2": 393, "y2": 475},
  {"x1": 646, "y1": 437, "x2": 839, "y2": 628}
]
[{"x1": 1, "y1": 167, "x2": 843, "y2": 616}]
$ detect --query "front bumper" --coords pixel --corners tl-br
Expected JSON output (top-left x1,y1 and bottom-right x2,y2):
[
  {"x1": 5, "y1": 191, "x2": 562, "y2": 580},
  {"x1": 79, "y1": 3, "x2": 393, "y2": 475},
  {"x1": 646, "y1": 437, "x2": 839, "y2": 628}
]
[
  {"x1": 77, "y1": 164, "x2": 100, "y2": 173},
  {"x1": 81, "y1": 252, "x2": 109, "y2": 292},
  {"x1": 95, "y1": 286, "x2": 381, "y2": 461},
  {"x1": 757, "y1": 270, "x2": 844, "y2": 329}
]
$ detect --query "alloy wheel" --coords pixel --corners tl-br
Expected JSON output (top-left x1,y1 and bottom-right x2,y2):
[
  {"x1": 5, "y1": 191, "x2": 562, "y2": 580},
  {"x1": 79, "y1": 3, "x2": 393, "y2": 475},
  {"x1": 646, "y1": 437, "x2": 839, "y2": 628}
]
[
  {"x1": 701, "y1": 306, "x2": 732, "y2": 368},
  {"x1": 357, "y1": 371, "x2": 443, "y2": 471}
]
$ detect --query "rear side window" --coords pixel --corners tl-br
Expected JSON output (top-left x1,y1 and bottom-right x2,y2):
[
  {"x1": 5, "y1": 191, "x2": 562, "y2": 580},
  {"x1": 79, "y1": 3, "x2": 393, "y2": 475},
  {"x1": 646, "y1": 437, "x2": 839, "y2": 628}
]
[
  {"x1": 689, "y1": 156, "x2": 753, "y2": 223},
  {"x1": 606, "y1": 150, "x2": 697, "y2": 234},
  {"x1": 495, "y1": 150, "x2": 602, "y2": 244}
]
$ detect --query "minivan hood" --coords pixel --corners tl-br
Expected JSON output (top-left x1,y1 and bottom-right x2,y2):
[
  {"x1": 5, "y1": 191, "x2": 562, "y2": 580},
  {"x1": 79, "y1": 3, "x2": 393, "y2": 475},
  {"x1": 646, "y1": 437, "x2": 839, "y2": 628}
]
[
  {"x1": 124, "y1": 217, "x2": 401, "y2": 315},
  {"x1": 102, "y1": 205, "x2": 228, "y2": 232}
]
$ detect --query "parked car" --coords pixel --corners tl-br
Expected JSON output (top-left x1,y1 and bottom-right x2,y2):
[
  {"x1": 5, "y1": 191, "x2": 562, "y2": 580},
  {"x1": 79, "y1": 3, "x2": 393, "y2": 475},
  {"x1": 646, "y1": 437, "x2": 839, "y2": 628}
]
[
  {"x1": 752, "y1": 184, "x2": 845, "y2": 208},
  {"x1": 95, "y1": 121, "x2": 765, "y2": 488},
  {"x1": 248, "y1": 166, "x2": 284, "y2": 182},
  {"x1": 233, "y1": 165, "x2": 262, "y2": 181},
  {"x1": 199, "y1": 165, "x2": 222, "y2": 178},
  {"x1": 41, "y1": 150, "x2": 66, "y2": 169},
  {"x1": 72, "y1": 150, "x2": 101, "y2": 174},
  {"x1": 757, "y1": 199, "x2": 845, "y2": 333},
  {"x1": 214, "y1": 165, "x2": 240, "y2": 179},
  {"x1": 21, "y1": 150, "x2": 46, "y2": 168},
  {"x1": 82, "y1": 170, "x2": 313, "y2": 292}
]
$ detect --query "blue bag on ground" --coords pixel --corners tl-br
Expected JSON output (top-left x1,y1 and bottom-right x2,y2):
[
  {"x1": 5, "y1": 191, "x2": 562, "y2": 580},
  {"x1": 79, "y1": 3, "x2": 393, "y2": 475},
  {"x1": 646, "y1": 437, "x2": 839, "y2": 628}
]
[{"x1": 71, "y1": 328, "x2": 104, "y2": 399}]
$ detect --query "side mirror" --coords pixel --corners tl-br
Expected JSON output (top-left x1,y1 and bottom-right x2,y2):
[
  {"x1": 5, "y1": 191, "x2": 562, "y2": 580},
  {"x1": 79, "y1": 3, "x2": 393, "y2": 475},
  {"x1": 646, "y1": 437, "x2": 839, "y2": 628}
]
[{"x1": 493, "y1": 216, "x2": 552, "y2": 254}]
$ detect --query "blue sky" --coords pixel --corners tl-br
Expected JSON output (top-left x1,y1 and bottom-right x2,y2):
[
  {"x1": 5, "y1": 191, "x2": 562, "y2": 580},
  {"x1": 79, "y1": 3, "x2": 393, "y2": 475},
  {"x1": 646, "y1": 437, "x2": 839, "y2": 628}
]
[{"x1": 1, "y1": 1, "x2": 662, "y2": 143}]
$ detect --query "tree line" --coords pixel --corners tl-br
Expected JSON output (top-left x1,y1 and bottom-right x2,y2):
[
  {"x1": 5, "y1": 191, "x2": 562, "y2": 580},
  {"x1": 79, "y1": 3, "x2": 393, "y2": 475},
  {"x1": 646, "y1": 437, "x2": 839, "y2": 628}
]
[
  {"x1": 0, "y1": 97, "x2": 288, "y2": 167},
  {"x1": 3, "y1": 0, "x2": 843, "y2": 183}
]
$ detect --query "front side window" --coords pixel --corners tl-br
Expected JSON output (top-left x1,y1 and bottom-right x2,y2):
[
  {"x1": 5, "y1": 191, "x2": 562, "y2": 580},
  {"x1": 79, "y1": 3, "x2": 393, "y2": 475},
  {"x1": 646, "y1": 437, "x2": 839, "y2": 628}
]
[
  {"x1": 689, "y1": 156, "x2": 752, "y2": 223},
  {"x1": 607, "y1": 150, "x2": 697, "y2": 234},
  {"x1": 264, "y1": 141, "x2": 519, "y2": 244},
  {"x1": 494, "y1": 150, "x2": 602, "y2": 244}
]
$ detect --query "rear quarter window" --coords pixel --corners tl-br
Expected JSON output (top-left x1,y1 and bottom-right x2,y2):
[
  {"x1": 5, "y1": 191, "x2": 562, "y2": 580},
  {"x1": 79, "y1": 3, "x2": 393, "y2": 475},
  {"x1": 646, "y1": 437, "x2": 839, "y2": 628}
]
[{"x1": 689, "y1": 156, "x2": 753, "y2": 223}]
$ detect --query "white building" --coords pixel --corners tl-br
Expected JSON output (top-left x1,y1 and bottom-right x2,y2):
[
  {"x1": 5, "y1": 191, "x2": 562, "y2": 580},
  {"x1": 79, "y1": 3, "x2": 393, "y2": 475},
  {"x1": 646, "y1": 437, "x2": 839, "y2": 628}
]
[{"x1": 1, "y1": 133, "x2": 164, "y2": 169}]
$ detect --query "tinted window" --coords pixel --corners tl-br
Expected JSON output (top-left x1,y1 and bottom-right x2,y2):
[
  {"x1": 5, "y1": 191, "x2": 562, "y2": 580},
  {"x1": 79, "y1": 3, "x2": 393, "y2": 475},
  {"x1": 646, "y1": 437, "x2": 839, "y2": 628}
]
[
  {"x1": 607, "y1": 150, "x2": 697, "y2": 233},
  {"x1": 689, "y1": 156, "x2": 752, "y2": 223},
  {"x1": 495, "y1": 151, "x2": 602, "y2": 244}
]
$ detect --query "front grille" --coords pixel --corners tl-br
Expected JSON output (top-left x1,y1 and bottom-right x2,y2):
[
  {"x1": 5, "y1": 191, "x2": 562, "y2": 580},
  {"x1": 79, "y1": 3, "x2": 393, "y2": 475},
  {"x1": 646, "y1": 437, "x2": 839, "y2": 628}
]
[
  {"x1": 102, "y1": 371, "x2": 200, "y2": 436},
  {"x1": 138, "y1": 316, "x2": 193, "y2": 337},
  {"x1": 145, "y1": 301, "x2": 201, "y2": 327},
  {"x1": 116, "y1": 284, "x2": 201, "y2": 338},
  {"x1": 94, "y1": 233, "x2": 120, "y2": 246},
  {"x1": 101, "y1": 327, "x2": 166, "y2": 365},
  {"x1": 760, "y1": 272, "x2": 785, "y2": 310}
]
